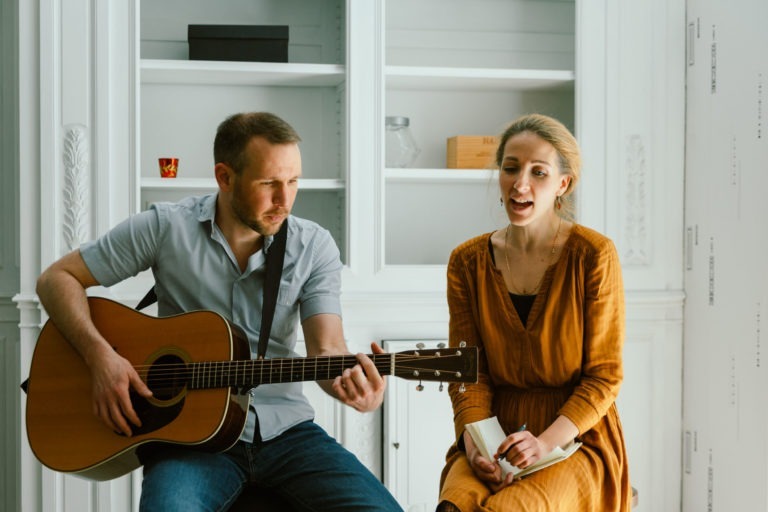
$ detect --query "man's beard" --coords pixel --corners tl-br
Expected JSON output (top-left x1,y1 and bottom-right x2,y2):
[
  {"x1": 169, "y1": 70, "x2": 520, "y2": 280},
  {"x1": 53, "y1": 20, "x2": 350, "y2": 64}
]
[{"x1": 231, "y1": 191, "x2": 288, "y2": 236}]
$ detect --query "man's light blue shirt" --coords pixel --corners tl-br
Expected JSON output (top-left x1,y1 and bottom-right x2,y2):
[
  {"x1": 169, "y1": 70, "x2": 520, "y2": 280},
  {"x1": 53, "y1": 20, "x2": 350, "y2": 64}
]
[{"x1": 80, "y1": 193, "x2": 343, "y2": 442}]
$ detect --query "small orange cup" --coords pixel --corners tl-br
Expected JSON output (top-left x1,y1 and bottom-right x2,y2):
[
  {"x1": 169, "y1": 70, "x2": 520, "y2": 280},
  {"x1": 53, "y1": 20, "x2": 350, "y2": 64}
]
[{"x1": 159, "y1": 157, "x2": 179, "y2": 178}]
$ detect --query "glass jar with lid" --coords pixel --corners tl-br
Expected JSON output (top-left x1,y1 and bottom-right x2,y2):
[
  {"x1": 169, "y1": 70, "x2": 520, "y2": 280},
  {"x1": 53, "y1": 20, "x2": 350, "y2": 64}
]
[{"x1": 385, "y1": 116, "x2": 420, "y2": 168}]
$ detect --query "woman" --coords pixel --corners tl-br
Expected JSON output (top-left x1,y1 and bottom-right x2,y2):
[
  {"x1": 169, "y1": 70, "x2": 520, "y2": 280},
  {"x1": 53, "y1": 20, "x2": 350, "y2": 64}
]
[{"x1": 437, "y1": 114, "x2": 631, "y2": 511}]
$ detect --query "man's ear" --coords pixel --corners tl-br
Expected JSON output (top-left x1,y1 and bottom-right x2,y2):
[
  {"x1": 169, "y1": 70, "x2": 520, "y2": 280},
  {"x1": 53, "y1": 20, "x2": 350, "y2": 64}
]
[{"x1": 215, "y1": 163, "x2": 234, "y2": 191}]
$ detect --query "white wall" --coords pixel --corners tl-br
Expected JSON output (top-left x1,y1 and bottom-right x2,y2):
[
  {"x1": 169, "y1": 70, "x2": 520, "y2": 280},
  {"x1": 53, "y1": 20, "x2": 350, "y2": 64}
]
[{"x1": 683, "y1": 1, "x2": 768, "y2": 509}]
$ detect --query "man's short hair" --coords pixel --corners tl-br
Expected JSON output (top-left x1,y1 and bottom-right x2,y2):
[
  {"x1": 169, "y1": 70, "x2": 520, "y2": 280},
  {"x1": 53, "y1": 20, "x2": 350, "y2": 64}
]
[{"x1": 214, "y1": 112, "x2": 301, "y2": 173}]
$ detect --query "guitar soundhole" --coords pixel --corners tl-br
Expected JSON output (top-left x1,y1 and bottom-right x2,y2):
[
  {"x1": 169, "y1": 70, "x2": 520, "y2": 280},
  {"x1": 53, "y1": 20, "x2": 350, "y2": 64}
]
[
  {"x1": 146, "y1": 354, "x2": 189, "y2": 400},
  {"x1": 128, "y1": 354, "x2": 187, "y2": 436}
]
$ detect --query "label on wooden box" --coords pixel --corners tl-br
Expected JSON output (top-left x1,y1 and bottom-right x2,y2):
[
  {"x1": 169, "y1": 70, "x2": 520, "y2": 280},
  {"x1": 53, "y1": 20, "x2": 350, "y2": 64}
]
[{"x1": 446, "y1": 136, "x2": 498, "y2": 169}]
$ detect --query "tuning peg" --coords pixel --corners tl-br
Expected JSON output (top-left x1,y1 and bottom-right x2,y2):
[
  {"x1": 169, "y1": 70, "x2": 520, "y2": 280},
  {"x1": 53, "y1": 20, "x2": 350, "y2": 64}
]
[
  {"x1": 439, "y1": 382, "x2": 444, "y2": 392},
  {"x1": 416, "y1": 342, "x2": 425, "y2": 349},
  {"x1": 437, "y1": 342, "x2": 446, "y2": 349},
  {"x1": 459, "y1": 383, "x2": 466, "y2": 393},
  {"x1": 459, "y1": 341, "x2": 466, "y2": 348},
  {"x1": 416, "y1": 381, "x2": 424, "y2": 392}
]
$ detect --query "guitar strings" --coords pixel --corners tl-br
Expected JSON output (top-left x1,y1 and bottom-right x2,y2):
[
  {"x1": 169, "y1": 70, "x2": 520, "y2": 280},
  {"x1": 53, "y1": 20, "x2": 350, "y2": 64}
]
[
  {"x1": 130, "y1": 353, "x2": 462, "y2": 371},
  {"x1": 128, "y1": 354, "x2": 467, "y2": 387}
]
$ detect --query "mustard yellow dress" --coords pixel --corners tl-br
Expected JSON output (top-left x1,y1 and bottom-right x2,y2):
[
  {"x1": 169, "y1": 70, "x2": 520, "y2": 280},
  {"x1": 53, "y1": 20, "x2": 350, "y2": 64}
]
[{"x1": 439, "y1": 224, "x2": 631, "y2": 511}]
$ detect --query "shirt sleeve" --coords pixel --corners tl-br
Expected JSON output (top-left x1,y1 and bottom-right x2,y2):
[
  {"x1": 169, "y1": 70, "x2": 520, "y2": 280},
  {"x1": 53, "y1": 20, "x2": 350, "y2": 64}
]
[
  {"x1": 557, "y1": 238, "x2": 626, "y2": 435},
  {"x1": 298, "y1": 227, "x2": 343, "y2": 321},
  {"x1": 446, "y1": 245, "x2": 494, "y2": 443},
  {"x1": 80, "y1": 206, "x2": 166, "y2": 286}
]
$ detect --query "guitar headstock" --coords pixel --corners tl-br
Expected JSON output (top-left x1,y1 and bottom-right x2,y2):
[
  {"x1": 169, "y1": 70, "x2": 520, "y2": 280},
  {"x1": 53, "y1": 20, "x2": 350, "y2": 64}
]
[{"x1": 392, "y1": 343, "x2": 478, "y2": 385}]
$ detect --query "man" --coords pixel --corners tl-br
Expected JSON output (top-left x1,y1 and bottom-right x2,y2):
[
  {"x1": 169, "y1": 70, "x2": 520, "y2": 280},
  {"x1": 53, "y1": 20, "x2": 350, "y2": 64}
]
[{"x1": 36, "y1": 112, "x2": 403, "y2": 511}]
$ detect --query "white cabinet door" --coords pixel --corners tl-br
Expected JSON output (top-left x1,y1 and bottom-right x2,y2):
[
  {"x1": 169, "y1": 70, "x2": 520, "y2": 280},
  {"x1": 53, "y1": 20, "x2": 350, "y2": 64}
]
[{"x1": 383, "y1": 339, "x2": 457, "y2": 511}]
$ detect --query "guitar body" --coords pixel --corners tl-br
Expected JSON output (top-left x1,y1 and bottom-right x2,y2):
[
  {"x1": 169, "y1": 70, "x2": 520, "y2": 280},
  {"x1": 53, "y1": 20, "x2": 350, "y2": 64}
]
[{"x1": 26, "y1": 297, "x2": 251, "y2": 481}]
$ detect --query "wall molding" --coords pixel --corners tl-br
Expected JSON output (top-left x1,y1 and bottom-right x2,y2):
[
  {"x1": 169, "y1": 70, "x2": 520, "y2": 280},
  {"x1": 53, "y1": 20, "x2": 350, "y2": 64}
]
[
  {"x1": 624, "y1": 134, "x2": 650, "y2": 265},
  {"x1": 62, "y1": 125, "x2": 89, "y2": 251}
]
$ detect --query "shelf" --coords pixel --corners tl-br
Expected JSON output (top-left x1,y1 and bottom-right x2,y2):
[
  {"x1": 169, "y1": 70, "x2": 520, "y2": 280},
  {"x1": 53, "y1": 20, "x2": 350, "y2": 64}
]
[
  {"x1": 385, "y1": 168, "x2": 496, "y2": 183},
  {"x1": 385, "y1": 66, "x2": 574, "y2": 91},
  {"x1": 141, "y1": 59, "x2": 346, "y2": 87},
  {"x1": 141, "y1": 177, "x2": 345, "y2": 191}
]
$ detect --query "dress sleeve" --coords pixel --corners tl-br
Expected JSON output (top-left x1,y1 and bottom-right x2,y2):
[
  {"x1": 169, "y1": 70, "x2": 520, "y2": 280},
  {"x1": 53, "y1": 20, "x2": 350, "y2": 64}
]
[
  {"x1": 446, "y1": 245, "x2": 494, "y2": 442},
  {"x1": 558, "y1": 238, "x2": 625, "y2": 434}
]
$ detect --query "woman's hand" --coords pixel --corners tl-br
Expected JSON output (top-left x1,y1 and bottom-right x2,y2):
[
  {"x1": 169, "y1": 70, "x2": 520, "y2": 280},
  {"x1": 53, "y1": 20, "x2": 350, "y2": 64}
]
[
  {"x1": 465, "y1": 427, "x2": 561, "y2": 492},
  {"x1": 494, "y1": 429, "x2": 556, "y2": 478},
  {"x1": 463, "y1": 430, "x2": 513, "y2": 492}
]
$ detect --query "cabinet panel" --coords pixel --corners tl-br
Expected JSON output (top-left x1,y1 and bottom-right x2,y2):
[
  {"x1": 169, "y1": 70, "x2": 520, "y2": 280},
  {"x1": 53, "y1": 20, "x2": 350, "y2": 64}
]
[
  {"x1": 385, "y1": 181, "x2": 503, "y2": 266},
  {"x1": 386, "y1": 88, "x2": 573, "y2": 170},
  {"x1": 385, "y1": 0, "x2": 574, "y2": 70},
  {"x1": 140, "y1": 84, "x2": 343, "y2": 182},
  {"x1": 140, "y1": 0, "x2": 344, "y2": 64}
]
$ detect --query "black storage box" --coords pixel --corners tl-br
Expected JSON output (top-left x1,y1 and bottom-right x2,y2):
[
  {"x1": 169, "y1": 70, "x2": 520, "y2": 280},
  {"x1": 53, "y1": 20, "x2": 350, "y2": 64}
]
[{"x1": 188, "y1": 25, "x2": 289, "y2": 63}]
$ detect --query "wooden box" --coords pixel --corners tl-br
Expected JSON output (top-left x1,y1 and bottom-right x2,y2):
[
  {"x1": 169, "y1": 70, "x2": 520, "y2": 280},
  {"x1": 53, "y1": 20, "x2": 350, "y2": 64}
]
[{"x1": 446, "y1": 136, "x2": 498, "y2": 169}]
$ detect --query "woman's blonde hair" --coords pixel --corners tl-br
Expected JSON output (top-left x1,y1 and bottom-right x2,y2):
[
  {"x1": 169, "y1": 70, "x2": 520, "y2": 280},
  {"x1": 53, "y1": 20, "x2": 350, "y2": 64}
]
[{"x1": 495, "y1": 114, "x2": 581, "y2": 219}]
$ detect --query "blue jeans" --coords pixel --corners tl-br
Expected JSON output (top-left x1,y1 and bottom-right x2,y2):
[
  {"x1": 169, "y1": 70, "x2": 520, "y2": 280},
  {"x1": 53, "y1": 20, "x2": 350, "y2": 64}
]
[{"x1": 139, "y1": 420, "x2": 403, "y2": 512}]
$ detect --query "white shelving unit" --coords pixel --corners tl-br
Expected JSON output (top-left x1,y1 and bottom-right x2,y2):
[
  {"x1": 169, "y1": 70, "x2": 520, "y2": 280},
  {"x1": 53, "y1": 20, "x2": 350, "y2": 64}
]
[
  {"x1": 137, "y1": 0, "x2": 347, "y2": 257},
  {"x1": 382, "y1": 0, "x2": 576, "y2": 266}
]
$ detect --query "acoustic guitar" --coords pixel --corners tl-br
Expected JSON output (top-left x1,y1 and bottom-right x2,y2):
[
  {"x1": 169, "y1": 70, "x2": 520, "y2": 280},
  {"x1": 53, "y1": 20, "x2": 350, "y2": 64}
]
[{"x1": 25, "y1": 297, "x2": 477, "y2": 481}]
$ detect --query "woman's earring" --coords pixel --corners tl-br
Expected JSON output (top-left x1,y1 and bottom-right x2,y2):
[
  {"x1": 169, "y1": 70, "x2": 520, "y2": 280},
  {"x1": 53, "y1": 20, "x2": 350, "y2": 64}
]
[{"x1": 556, "y1": 195, "x2": 562, "y2": 210}]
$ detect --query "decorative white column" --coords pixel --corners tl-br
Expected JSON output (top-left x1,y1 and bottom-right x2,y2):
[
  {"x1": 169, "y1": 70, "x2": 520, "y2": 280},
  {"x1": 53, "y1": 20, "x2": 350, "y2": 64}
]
[{"x1": 18, "y1": 0, "x2": 139, "y2": 510}]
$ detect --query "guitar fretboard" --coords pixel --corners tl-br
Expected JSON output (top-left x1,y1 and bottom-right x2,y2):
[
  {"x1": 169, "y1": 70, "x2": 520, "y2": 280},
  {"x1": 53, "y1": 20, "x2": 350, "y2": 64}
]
[{"x1": 187, "y1": 354, "x2": 396, "y2": 389}]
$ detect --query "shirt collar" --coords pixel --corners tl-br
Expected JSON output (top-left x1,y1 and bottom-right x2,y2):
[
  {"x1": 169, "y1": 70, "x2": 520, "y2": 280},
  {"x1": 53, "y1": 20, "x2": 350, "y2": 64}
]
[{"x1": 196, "y1": 192, "x2": 280, "y2": 253}]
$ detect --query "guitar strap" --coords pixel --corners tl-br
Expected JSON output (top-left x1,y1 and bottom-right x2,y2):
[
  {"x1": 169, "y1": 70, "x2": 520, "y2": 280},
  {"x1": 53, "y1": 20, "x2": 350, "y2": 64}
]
[
  {"x1": 256, "y1": 220, "x2": 288, "y2": 359},
  {"x1": 136, "y1": 220, "x2": 288, "y2": 359}
]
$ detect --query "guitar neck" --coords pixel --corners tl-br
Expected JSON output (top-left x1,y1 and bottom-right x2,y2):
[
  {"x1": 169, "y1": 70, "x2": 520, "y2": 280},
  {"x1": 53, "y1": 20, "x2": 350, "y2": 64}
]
[{"x1": 187, "y1": 354, "x2": 394, "y2": 390}]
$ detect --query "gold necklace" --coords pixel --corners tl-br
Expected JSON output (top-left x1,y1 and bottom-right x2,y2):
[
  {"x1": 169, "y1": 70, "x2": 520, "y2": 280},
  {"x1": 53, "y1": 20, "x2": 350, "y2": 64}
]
[{"x1": 504, "y1": 217, "x2": 562, "y2": 295}]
